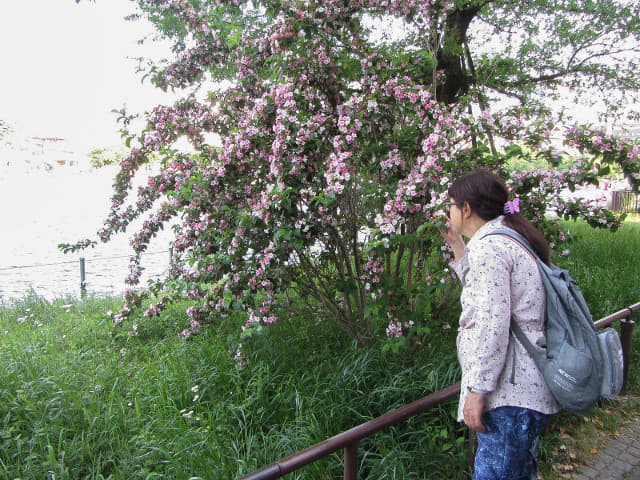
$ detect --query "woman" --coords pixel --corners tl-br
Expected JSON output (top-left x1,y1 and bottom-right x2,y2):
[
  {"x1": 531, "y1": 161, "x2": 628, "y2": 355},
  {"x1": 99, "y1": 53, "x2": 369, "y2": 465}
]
[{"x1": 440, "y1": 170, "x2": 559, "y2": 480}]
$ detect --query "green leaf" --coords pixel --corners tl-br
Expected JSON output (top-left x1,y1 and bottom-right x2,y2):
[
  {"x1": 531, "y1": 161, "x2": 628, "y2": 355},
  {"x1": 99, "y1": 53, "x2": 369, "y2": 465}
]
[
  {"x1": 223, "y1": 289, "x2": 234, "y2": 309},
  {"x1": 364, "y1": 304, "x2": 379, "y2": 319},
  {"x1": 504, "y1": 144, "x2": 523, "y2": 158}
]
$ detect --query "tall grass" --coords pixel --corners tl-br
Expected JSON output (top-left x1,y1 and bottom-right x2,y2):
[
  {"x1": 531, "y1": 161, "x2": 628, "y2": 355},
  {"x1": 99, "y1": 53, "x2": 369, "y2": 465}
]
[
  {"x1": 0, "y1": 293, "x2": 465, "y2": 479},
  {"x1": 555, "y1": 220, "x2": 640, "y2": 317},
  {"x1": 0, "y1": 220, "x2": 638, "y2": 479}
]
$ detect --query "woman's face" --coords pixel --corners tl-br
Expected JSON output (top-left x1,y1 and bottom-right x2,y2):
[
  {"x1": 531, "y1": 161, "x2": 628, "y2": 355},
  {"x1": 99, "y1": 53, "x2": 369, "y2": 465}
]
[{"x1": 448, "y1": 197, "x2": 463, "y2": 233}]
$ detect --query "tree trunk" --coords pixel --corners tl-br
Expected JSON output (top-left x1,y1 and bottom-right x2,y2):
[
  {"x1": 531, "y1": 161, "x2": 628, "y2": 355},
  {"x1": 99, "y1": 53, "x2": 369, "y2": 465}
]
[{"x1": 436, "y1": 4, "x2": 482, "y2": 104}]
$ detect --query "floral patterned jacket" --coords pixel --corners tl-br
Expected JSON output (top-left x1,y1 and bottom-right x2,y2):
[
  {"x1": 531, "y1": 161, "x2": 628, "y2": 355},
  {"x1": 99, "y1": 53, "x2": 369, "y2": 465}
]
[{"x1": 451, "y1": 217, "x2": 560, "y2": 422}]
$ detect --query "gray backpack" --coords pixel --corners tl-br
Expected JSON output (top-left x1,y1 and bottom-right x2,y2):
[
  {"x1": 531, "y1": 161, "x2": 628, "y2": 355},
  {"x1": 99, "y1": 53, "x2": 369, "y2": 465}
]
[{"x1": 485, "y1": 229, "x2": 624, "y2": 413}]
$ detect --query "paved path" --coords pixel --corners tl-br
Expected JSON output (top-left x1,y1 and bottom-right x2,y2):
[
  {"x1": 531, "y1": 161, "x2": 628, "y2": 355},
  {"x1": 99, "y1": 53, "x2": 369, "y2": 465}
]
[{"x1": 568, "y1": 416, "x2": 640, "y2": 480}]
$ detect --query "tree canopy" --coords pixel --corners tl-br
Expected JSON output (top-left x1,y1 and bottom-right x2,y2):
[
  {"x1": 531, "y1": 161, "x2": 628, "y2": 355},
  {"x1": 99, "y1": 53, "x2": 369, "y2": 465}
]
[{"x1": 69, "y1": 0, "x2": 640, "y2": 353}]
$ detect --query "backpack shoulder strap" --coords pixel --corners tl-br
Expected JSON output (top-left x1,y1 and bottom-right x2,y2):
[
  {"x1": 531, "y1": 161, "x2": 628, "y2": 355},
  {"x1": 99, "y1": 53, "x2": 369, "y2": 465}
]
[{"x1": 510, "y1": 316, "x2": 545, "y2": 365}]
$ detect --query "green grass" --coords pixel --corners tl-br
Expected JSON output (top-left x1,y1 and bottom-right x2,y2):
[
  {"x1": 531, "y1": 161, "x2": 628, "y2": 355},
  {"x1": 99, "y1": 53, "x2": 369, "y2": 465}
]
[
  {"x1": 0, "y1": 220, "x2": 639, "y2": 479},
  {"x1": 0, "y1": 294, "x2": 466, "y2": 479},
  {"x1": 556, "y1": 220, "x2": 640, "y2": 317}
]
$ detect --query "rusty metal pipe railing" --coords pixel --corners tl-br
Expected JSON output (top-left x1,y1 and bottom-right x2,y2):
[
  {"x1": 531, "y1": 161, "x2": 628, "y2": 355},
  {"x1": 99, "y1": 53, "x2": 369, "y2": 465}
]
[
  {"x1": 238, "y1": 383, "x2": 461, "y2": 480},
  {"x1": 593, "y1": 302, "x2": 640, "y2": 329},
  {"x1": 238, "y1": 302, "x2": 639, "y2": 480}
]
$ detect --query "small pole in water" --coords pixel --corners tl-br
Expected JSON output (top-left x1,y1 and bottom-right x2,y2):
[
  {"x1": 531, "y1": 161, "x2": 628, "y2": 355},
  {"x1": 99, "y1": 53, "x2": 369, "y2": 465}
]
[{"x1": 80, "y1": 257, "x2": 87, "y2": 298}]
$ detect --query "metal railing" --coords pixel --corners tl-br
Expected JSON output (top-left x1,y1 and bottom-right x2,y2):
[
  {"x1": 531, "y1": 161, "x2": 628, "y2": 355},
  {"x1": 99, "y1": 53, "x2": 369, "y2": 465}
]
[
  {"x1": 238, "y1": 302, "x2": 640, "y2": 480},
  {"x1": 611, "y1": 191, "x2": 640, "y2": 213},
  {"x1": 0, "y1": 249, "x2": 172, "y2": 300}
]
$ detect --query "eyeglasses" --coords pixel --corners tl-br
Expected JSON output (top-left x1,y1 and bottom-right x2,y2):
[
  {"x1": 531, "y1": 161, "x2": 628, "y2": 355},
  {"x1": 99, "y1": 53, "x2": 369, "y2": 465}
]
[{"x1": 446, "y1": 202, "x2": 460, "y2": 209}]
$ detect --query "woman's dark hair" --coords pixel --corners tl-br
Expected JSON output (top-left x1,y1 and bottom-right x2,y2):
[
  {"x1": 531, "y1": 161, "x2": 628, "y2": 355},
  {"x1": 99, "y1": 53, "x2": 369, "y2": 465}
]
[{"x1": 448, "y1": 170, "x2": 550, "y2": 265}]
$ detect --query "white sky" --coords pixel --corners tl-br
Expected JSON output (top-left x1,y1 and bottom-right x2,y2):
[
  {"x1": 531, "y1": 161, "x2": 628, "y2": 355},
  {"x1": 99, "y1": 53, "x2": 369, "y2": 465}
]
[{"x1": 0, "y1": 0, "x2": 175, "y2": 152}]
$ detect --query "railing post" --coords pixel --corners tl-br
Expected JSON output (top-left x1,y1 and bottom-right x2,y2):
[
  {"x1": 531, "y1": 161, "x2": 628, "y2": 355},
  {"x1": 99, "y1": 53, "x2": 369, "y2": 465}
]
[
  {"x1": 468, "y1": 430, "x2": 477, "y2": 479},
  {"x1": 344, "y1": 441, "x2": 358, "y2": 480},
  {"x1": 620, "y1": 312, "x2": 636, "y2": 394},
  {"x1": 79, "y1": 257, "x2": 87, "y2": 298}
]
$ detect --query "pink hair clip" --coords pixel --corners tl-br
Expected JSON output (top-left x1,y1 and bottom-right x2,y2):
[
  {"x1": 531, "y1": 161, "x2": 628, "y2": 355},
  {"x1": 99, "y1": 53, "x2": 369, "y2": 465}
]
[{"x1": 504, "y1": 198, "x2": 520, "y2": 215}]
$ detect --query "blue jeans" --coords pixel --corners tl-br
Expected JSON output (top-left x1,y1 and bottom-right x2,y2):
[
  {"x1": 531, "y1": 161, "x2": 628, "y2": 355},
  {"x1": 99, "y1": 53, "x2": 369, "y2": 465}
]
[{"x1": 473, "y1": 406, "x2": 550, "y2": 480}]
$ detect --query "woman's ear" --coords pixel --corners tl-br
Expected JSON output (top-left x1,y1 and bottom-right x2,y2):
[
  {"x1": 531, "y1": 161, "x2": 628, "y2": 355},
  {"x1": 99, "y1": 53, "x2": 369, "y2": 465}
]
[{"x1": 461, "y1": 201, "x2": 472, "y2": 219}]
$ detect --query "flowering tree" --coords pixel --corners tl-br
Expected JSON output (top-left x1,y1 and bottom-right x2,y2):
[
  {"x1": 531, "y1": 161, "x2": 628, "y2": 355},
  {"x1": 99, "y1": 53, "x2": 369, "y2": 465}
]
[{"x1": 69, "y1": 0, "x2": 640, "y2": 349}]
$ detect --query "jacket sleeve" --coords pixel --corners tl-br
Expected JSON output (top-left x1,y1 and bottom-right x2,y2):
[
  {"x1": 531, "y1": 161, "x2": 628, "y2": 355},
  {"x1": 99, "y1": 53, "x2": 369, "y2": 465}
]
[{"x1": 451, "y1": 253, "x2": 469, "y2": 286}]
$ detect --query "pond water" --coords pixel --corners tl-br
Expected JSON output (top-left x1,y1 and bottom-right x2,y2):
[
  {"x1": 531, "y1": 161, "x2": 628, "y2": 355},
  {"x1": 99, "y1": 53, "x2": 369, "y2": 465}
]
[
  {"x1": 0, "y1": 163, "x2": 174, "y2": 302},
  {"x1": 1, "y1": 151, "x2": 628, "y2": 303}
]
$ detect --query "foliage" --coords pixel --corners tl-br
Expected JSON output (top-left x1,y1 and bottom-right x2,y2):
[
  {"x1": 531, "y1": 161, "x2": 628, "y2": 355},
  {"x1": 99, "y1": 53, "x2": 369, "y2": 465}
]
[
  {"x1": 87, "y1": 148, "x2": 125, "y2": 168},
  {"x1": 0, "y1": 294, "x2": 467, "y2": 479},
  {"x1": 471, "y1": 0, "x2": 640, "y2": 117},
  {"x1": 66, "y1": 0, "x2": 640, "y2": 346},
  {"x1": 2, "y1": 223, "x2": 640, "y2": 478}
]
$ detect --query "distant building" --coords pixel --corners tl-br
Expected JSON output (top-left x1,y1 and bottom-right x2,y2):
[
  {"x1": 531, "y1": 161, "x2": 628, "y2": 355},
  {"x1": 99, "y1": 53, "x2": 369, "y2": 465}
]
[
  {"x1": 30, "y1": 136, "x2": 82, "y2": 167},
  {"x1": 0, "y1": 131, "x2": 88, "y2": 171}
]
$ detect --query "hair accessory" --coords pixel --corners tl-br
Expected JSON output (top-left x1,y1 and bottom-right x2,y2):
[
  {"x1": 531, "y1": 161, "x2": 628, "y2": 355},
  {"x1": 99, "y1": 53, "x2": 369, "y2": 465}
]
[{"x1": 504, "y1": 198, "x2": 520, "y2": 215}]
